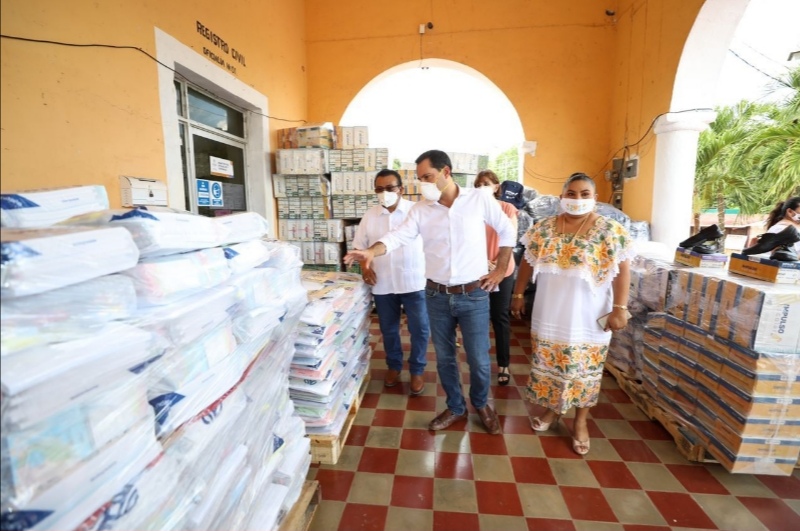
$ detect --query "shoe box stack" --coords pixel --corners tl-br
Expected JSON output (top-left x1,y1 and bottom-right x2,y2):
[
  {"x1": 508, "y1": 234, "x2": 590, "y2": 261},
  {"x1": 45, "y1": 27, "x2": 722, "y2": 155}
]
[
  {"x1": 447, "y1": 152, "x2": 490, "y2": 188},
  {"x1": 274, "y1": 124, "x2": 391, "y2": 272},
  {"x1": 1, "y1": 185, "x2": 316, "y2": 529},
  {"x1": 610, "y1": 251, "x2": 800, "y2": 475},
  {"x1": 288, "y1": 271, "x2": 372, "y2": 437}
]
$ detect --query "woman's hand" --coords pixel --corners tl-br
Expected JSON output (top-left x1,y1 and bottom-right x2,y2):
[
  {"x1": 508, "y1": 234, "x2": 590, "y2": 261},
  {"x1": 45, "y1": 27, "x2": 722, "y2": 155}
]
[
  {"x1": 604, "y1": 308, "x2": 630, "y2": 332},
  {"x1": 487, "y1": 260, "x2": 497, "y2": 272},
  {"x1": 509, "y1": 296, "x2": 525, "y2": 319}
]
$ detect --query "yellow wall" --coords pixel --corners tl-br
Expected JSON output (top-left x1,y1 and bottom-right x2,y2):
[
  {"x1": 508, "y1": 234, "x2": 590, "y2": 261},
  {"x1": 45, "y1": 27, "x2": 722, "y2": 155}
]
[
  {"x1": 304, "y1": 0, "x2": 704, "y2": 220},
  {"x1": 0, "y1": 0, "x2": 307, "y2": 207},
  {"x1": 609, "y1": 0, "x2": 704, "y2": 220},
  {"x1": 305, "y1": 0, "x2": 617, "y2": 199},
  {"x1": 1, "y1": 0, "x2": 706, "y2": 222}
]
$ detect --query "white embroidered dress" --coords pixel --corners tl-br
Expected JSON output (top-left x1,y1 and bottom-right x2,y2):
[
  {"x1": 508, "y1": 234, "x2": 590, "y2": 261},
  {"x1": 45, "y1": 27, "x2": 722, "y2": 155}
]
[{"x1": 521, "y1": 215, "x2": 634, "y2": 414}]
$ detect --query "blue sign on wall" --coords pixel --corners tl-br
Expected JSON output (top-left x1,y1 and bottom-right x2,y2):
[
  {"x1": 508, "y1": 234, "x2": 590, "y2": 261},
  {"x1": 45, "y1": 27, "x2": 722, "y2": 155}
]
[
  {"x1": 211, "y1": 181, "x2": 224, "y2": 207},
  {"x1": 197, "y1": 179, "x2": 211, "y2": 206}
]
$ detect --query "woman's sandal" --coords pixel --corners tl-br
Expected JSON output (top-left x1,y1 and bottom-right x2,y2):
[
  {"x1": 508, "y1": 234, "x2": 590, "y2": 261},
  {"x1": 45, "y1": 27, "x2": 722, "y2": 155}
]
[
  {"x1": 497, "y1": 367, "x2": 510, "y2": 386},
  {"x1": 530, "y1": 414, "x2": 561, "y2": 432},
  {"x1": 572, "y1": 438, "x2": 591, "y2": 456}
]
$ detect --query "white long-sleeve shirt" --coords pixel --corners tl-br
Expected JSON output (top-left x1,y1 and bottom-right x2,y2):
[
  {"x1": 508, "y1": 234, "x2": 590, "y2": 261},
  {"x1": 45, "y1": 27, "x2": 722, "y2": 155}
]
[
  {"x1": 379, "y1": 186, "x2": 516, "y2": 286},
  {"x1": 352, "y1": 198, "x2": 426, "y2": 295}
]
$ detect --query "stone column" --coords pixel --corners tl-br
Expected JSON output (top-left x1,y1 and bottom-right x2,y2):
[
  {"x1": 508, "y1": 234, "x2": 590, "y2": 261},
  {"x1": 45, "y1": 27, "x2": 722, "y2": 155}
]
[{"x1": 651, "y1": 110, "x2": 717, "y2": 249}]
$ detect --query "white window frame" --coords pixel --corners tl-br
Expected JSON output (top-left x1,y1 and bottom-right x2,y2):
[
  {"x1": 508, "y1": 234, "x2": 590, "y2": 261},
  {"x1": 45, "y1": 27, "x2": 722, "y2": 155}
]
[{"x1": 155, "y1": 27, "x2": 274, "y2": 235}]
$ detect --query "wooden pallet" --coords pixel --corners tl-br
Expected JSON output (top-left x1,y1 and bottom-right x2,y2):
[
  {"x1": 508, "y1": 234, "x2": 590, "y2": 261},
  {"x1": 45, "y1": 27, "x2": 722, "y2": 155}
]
[
  {"x1": 308, "y1": 374, "x2": 370, "y2": 465},
  {"x1": 278, "y1": 480, "x2": 320, "y2": 531},
  {"x1": 604, "y1": 363, "x2": 712, "y2": 463}
]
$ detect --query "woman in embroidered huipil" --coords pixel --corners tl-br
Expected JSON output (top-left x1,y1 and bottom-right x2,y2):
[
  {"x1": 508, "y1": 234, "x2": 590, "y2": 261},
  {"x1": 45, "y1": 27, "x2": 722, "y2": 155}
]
[{"x1": 509, "y1": 173, "x2": 633, "y2": 455}]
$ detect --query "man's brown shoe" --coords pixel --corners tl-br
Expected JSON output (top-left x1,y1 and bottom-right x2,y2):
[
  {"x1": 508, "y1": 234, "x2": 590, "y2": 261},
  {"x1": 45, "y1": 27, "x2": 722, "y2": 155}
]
[
  {"x1": 385, "y1": 369, "x2": 400, "y2": 387},
  {"x1": 428, "y1": 409, "x2": 468, "y2": 431},
  {"x1": 477, "y1": 405, "x2": 501, "y2": 435},
  {"x1": 409, "y1": 374, "x2": 425, "y2": 396}
]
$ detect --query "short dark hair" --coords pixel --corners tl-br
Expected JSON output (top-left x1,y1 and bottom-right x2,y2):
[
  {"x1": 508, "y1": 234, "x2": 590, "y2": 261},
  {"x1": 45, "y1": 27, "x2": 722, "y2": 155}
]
[
  {"x1": 562, "y1": 172, "x2": 596, "y2": 193},
  {"x1": 374, "y1": 168, "x2": 402, "y2": 188},
  {"x1": 415, "y1": 150, "x2": 452, "y2": 171}
]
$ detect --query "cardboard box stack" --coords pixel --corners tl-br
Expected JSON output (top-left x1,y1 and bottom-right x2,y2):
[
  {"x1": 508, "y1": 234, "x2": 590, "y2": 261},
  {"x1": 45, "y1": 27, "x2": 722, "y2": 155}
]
[
  {"x1": 611, "y1": 252, "x2": 800, "y2": 475},
  {"x1": 275, "y1": 124, "x2": 393, "y2": 271},
  {"x1": 1, "y1": 186, "x2": 316, "y2": 528}
]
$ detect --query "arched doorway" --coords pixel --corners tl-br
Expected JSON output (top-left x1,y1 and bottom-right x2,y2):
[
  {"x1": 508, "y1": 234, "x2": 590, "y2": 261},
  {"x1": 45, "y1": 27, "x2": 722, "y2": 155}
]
[
  {"x1": 340, "y1": 58, "x2": 525, "y2": 181},
  {"x1": 651, "y1": 0, "x2": 751, "y2": 247}
]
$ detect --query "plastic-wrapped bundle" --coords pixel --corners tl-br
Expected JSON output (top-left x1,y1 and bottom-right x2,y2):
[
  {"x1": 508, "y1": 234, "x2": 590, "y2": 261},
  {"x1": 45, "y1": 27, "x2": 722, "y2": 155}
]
[
  {"x1": 0, "y1": 226, "x2": 140, "y2": 298},
  {"x1": 121, "y1": 247, "x2": 231, "y2": 306},
  {"x1": 223, "y1": 239, "x2": 272, "y2": 274},
  {"x1": 1, "y1": 185, "x2": 109, "y2": 229},
  {"x1": 62, "y1": 207, "x2": 225, "y2": 258},
  {"x1": 135, "y1": 286, "x2": 238, "y2": 348},
  {"x1": 629, "y1": 220, "x2": 651, "y2": 242},
  {"x1": 1, "y1": 323, "x2": 163, "y2": 529},
  {"x1": 595, "y1": 202, "x2": 631, "y2": 229},
  {"x1": 516, "y1": 210, "x2": 533, "y2": 245},
  {"x1": 1, "y1": 274, "x2": 137, "y2": 356},
  {"x1": 528, "y1": 194, "x2": 560, "y2": 220},
  {"x1": 261, "y1": 239, "x2": 303, "y2": 270},
  {"x1": 215, "y1": 211, "x2": 270, "y2": 245}
]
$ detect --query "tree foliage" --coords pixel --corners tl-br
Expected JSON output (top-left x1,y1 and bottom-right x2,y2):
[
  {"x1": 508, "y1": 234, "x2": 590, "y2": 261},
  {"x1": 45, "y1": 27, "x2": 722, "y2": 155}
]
[
  {"x1": 489, "y1": 146, "x2": 520, "y2": 182},
  {"x1": 694, "y1": 66, "x2": 800, "y2": 230}
]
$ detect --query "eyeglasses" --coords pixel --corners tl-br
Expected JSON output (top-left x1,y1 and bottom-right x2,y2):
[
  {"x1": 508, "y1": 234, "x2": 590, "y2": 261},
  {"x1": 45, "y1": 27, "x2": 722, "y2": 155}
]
[{"x1": 374, "y1": 185, "x2": 400, "y2": 193}]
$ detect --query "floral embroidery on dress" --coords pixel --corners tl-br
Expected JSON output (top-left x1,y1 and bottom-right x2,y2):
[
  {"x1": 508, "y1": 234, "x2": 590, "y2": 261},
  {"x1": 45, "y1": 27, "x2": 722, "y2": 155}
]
[
  {"x1": 522, "y1": 216, "x2": 633, "y2": 289},
  {"x1": 524, "y1": 335, "x2": 608, "y2": 414}
]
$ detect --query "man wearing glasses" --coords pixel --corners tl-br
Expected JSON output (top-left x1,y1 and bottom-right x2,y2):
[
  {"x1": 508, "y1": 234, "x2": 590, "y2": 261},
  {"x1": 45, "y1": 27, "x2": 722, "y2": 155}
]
[
  {"x1": 346, "y1": 151, "x2": 515, "y2": 435},
  {"x1": 352, "y1": 169, "x2": 430, "y2": 396}
]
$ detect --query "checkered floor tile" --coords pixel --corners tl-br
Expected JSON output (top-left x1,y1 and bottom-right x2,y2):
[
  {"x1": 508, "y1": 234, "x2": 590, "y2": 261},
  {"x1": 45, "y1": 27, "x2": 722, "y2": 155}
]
[{"x1": 306, "y1": 316, "x2": 800, "y2": 531}]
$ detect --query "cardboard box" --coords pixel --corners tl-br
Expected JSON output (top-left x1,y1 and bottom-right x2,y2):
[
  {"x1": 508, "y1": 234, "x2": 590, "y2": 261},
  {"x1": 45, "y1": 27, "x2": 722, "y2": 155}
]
[
  {"x1": 717, "y1": 377, "x2": 800, "y2": 418},
  {"x1": 720, "y1": 357, "x2": 800, "y2": 396},
  {"x1": 329, "y1": 150, "x2": 342, "y2": 172},
  {"x1": 278, "y1": 219, "x2": 289, "y2": 240},
  {"x1": 272, "y1": 174, "x2": 287, "y2": 197},
  {"x1": 706, "y1": 435, "x2": 799, "y2": 476},
  {"x1": 717, "y1": 277, "x2": 800, "y2": 354},
  {"x1": 335, "y1": 126, "x2": 354, "y2": 149},
  {"x1": 353, "y1": 126, "x2": 369, "y2": 148},
  {"x1": 730, "y1": 253, "x2": 800, "y2": 284},
  {"x1": 714, "y1": 420, "x2": 800, "y2": 461},
  {"x1": 715, "y1": 397, "x2": 800, "y2": 439},
  {"x1": 700, "y1": 276, "x2": 725, "y2": 335},
  {"x1": 674, "y1": 248, "x2": 729, "y2": 268}
]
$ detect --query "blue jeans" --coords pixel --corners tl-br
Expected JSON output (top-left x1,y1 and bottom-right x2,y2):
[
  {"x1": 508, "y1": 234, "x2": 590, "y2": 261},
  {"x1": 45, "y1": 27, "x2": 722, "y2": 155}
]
[
  {"x1": 425, "y1": 286, "x2": 491, "y2": 415},
  {"x1": 373, "y1": 291, "x2": 430, "y2": 375}
]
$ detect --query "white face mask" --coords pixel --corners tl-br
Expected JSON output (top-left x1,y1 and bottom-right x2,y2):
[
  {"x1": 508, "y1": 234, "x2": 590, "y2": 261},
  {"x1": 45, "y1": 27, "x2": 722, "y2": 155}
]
[
  {"x1": 478, "y1": 185, "x2": 496, "y2": 198},
  {"x1": 420, "y1": 182, "x2": 442, "y2": 201},
  {"x1": 561, "y1": 197, "x2": 596, "y2": 216},
  {"x1": 377, "y1": 191, "x2": 399, "y2": 208},
  {"x1": 791, "y1": 210, "x2": 800, "y2": 222}
]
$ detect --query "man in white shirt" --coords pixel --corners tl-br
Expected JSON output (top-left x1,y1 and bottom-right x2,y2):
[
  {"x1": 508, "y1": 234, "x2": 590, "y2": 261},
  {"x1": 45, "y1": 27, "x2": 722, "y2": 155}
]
[
  {"x1": 345, "y1": 150, "x2": 516, "y2": 435},
  {"x1": 353, "y1": 169, "x2": 430, "y2": 396}
]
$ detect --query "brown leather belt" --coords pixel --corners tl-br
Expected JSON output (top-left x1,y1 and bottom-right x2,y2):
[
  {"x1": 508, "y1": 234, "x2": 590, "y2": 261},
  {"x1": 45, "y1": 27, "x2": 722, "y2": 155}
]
[{"x1": 426, "y1": 279, "x2": 482, "y2": 294}]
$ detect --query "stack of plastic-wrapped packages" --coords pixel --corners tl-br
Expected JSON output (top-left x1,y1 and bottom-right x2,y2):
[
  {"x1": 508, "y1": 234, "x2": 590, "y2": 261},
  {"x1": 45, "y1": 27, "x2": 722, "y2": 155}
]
[
  {"x1": 1, "y1": 185, "x2": 312, "y2": 530},
  {"x1": 289, "y1": 271, "x2": 372, "y2": 437}
]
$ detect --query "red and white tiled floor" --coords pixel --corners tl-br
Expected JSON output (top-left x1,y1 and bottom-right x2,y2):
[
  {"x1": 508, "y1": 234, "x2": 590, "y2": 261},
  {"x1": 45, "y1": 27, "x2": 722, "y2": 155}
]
[{"x1": 306, "y1": 317, "x2": 800, "y2": 531}]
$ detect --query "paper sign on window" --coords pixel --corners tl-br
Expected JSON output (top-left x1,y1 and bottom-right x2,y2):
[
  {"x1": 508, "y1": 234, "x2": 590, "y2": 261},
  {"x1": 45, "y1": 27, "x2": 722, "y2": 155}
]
[{"x1": 210, "y1": 156, "x2": 234, "y2": 178}]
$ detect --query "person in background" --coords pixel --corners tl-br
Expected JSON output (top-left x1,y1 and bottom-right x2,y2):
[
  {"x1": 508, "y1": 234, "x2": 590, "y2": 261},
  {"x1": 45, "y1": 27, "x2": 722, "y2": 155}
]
[
  {"x1": 345, "y1": 150, "x2": 516, "y2": 435},
  {"x1": 509, "y1": 172, "x2": 634, "y2": 455},
  {"x1": 353, "y1": 169, "x2": 430, "y2": 395},
  {"x1": 742, "y1": 196, "x2": 800, "y2": 261},
  {"x1": 474, "y1": 170, "x2": 518, "y2": 386}
]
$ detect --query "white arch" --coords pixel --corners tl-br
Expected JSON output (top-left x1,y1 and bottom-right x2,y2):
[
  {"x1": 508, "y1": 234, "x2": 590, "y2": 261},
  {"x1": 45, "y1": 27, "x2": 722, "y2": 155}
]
[
  {"x1": 651, "y1": 0, "x2": 751, "y2": 248},
  {"x1": 340, "y1": 59, "x2": 525, "y2": 175}
]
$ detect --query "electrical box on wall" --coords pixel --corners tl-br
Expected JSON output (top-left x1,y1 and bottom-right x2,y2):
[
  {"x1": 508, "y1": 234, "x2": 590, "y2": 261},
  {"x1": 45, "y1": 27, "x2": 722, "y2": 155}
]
[{"x1": 119, "y1": 176, "x2": 168, "y2": 207}]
